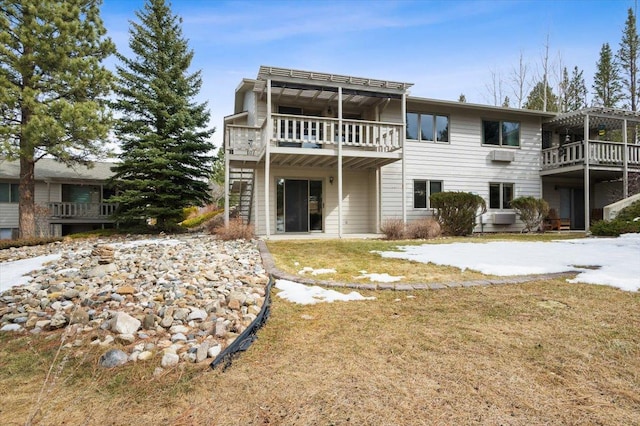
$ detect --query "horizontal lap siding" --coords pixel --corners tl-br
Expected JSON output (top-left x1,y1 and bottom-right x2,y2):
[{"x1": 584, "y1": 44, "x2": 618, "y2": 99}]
[
  {"x1": 0, "y1": 204, "x2": 18, "y2": 228},
  {"x1": 342, "y1": 170, "x2": 372, "y2": 234},
  {"x1": 382, "y1": 107, "x2": 544, "y2": 232}
]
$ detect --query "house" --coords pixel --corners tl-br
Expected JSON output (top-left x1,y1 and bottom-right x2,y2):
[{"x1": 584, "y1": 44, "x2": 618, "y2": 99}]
[
  {"x1": 0, "y1": 158, "x2": 117, "y2": 238},
  {"x1": 223, "y1": 66, "x2": 640, "y2": 237}
]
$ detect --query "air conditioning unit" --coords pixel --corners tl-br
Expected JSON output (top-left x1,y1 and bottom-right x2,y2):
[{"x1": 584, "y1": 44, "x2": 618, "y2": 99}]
[
  {"x1": 490, "y1": 150, "x2": 515, "y2": 162},
  {"x1": 493, "y1": 212, "x2": 516, "y2": 225}
]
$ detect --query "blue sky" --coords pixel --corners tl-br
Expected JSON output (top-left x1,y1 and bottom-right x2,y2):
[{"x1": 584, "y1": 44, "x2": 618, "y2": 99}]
[{"x1": 100, "y1": 0, "x2": 634, "y2": 148}]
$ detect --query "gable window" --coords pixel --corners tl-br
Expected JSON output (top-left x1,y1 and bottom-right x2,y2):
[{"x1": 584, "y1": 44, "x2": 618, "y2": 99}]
[
  {"x1": 414, "y1": 179, "x2": 443, "y2": 208},
  {"x1": 0, "y1": 183, "x2": 19, "y2": 203},
  {"x1": 483, "y1": 120, "x2": 520, "y2": 147},
  {"x1": 406, "y1": 113, "x2": 449, "y2": 143},
  {"x1": 489, "y1": 183, "x2": 514, "y2": 209}
]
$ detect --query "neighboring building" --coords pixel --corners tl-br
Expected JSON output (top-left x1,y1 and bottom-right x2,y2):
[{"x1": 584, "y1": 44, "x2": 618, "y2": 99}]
[
  {"x1": 0, "y1": 158, "x2": 117, "y2": 238},
  {"x1": 224, "y1": 66, "x2": 640, "y2": 237}
]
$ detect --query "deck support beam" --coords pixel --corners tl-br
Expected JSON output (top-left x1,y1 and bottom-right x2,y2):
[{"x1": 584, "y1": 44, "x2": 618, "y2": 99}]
[
  {"x1": 584, "y1": 114, "x2": 590, "y2": 232},
  {"x1": 401, "y1": 92, "x2": 407, "y2": 225},
  {"x1": 623, "y1": 119, "x2": 629, "y2": 199},
  {"x1": 265, "y1": 79, "x2": 272, "y2": 238},
  {"x1": 338, "y1": 87, "x2": 343, "y2": 238}
]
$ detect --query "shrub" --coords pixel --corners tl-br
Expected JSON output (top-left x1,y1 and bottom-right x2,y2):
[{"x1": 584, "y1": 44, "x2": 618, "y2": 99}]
[
  {"x1": 0, "y1": 237, "x2": 62, "y2": 250},
  {"x1": 590, "y1": 219, "x2": 640, "y2": 236},
  {"x1": 510, "y1": 196, "x2": 549, "y2": 233},
  {"x1": 182, "y1": 206, "x2": 199, "y2": 220},
  {"x1": 213, "y1": 218, "x2": 255, "y2": 240},
  {"x1": 430, "y1": 192, "x2": 486, "y2": 236},
  {"x1": 181, "y1": 209, "x2": 223, "y2": 228},
  {"x1": 616, "y1": 200, "x2": 640, "y2": 222},
  {"x1": 380, "y1": 218, "x2": 405, "y2": 240},
  {"x1": 406, "y1": 218, "x2": 441, "y2": 239},
  {"x1": 591, "y1": 201, "x2": 640, "y2": 236}
]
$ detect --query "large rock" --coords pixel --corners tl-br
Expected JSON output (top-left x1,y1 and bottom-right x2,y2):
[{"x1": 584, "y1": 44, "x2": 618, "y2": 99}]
[
  {"x1": 161, "y1": 352, "x2": 179, "y2": 368},
  {"x1": 110, "y1": 312, "x2": 141, "y2": 335},
  {"x1": 99, "y1": 349, "x2": 129, "y2": 368}
]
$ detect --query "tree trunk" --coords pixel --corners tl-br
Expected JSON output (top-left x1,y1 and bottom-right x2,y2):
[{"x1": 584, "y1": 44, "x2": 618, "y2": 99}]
[{"x1": 19, "y1": 155, "x2": 36, "y2": 239}]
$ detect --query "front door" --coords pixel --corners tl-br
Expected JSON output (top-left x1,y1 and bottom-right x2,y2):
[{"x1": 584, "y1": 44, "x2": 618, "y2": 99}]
[{"x1": 277, "y1": 179, "x2": 323, "y2": 232}]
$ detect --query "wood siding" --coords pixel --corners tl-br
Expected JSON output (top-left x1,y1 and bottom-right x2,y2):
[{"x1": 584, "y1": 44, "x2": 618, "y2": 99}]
[{"x1": 382, "y1": 107, "x2": 544, "y2": 232}]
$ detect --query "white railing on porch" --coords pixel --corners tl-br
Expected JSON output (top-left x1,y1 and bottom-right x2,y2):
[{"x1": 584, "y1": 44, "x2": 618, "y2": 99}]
[
  {"x1": 271, "y1": 114, "x2": 402, "y2": 151},
  {"x1": 227, "y1": 115, "x2": 403, "y2": 159},
  {"x1": 48, "y1": 202, "x2": 117, "y2": 219},
  {"x1": 542, "y1": 140, "x2": 640, "y2": 169}
]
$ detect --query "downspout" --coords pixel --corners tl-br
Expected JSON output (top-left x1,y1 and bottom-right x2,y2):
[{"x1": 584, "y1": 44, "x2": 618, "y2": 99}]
[
  {"x1": 265, "y1": 79, "x2": 272, "y2": 238},
  {"x1": 338, "y1": 87, "x2": 343, "y2": 238},
  {"x1": 584, "y1": 114, "x2": 590, "y2": 232}
]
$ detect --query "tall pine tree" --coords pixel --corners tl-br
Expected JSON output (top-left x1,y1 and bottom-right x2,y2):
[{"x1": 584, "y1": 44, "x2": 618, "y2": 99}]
[
  {"x1": 0, "y1": 0, "x2": 114, "y2": 238},
  {"x1": 524, "y1": 81, "x2": 559, "y2": 112},
  {"x1": 618, "y1": 7, "x2": 639, "y2": 111},
  {"x1": 593, "y1": 43, "x2": 623, "y2": 107},
  {"x1": 110, "y1": 0, "x2": 214, "y2": 231},
  {"x1": 566, "y1": 66, "x2": 587, "y2": 112}
]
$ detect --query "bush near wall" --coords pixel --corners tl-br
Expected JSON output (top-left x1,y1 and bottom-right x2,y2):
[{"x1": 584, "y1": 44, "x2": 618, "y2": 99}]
[
  {"x1": 510, "y1": 196, "x2": 549, "y2": 233},
  {"x1": 430, "y1": 192, "x2": 486, "y2": 236},
  {"x1": 591, "y1": 200, "x2": 640, "y2": 236}
]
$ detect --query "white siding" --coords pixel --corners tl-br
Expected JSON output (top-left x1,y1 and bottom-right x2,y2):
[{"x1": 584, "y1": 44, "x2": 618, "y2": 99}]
[
  {"x1": 253, "y1": 165, "x2": 373, "y2": 235},
  {"x1": 243, "y1": 91, "x2": 257, "y2": 127},
  {"x1": 382, "y1": 107, "x2": 544, "y2": 232}
]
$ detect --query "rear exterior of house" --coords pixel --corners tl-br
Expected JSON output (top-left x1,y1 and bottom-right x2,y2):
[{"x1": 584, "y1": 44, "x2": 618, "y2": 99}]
[
  {"x1": 0, "y1": 158, "x2": 117, "y2": 238},
  {"x1": 226, "y1": 66, "x2": 640, "y2": 237}
]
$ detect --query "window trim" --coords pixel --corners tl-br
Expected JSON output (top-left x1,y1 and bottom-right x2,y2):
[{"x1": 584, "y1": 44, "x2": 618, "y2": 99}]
[
  {"x1": 413, "y1": 179, "x2": 443, "y2": 209},
  {"x1": 406, "y1": 112, "x2": 450, "y2": 143},
  {"x1": 482, "y1": 119, "x2": 521, "y2": 148},
  {"x1": 0, "y1": 182, "x2": 19, "y2": 203},
  {"x1": 489, "y1": 182, "x2": 514, "y2": 210}
]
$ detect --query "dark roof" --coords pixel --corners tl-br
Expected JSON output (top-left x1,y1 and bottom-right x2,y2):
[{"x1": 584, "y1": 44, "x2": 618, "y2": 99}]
[{"x1": 0, "y1": 158, "x2": 115, "y2": 182}]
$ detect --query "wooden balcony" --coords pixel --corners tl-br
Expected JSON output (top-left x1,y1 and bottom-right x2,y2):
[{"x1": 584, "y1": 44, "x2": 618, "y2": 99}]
[
  {"x1": 227, "y1": 114, "x2": 403, "y2": 170},
  {"x1": 48, "y1": 202, "x2": 117, "y2": 223},
  {"x1": 541, "y1": 140, "x2": 640, "y2": 173}
]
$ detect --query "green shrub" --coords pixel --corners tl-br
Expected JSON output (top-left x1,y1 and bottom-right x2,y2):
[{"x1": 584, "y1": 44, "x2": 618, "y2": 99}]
[
  {"x1": 591, "y1": 201, "x2": 640, "y2": 236},
  {"x1": 380, "y1": 219, "x2": 405, "y2": 240},
  {"x1": 590, "y1": 219, "x2": 640, "y2": 236},
  {"x1": 510, "y1": 196, "x2": 549, "y2": 233},
  {"x1": 183, "y1": 206, "x2": 199, "y2": 220},
  {"x1": 430, "y1": 192, "x2": 486, "y2": 236},
  {"x1": 616, "y1": 200, "x2": 640, "y2": 222}
]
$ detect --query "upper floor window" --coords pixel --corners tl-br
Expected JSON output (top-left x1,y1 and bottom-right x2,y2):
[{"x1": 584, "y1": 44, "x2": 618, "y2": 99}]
[
  {"x1": 414, "y1": 179, "x2": 443, "y2": 209},
  {"x1": 489, "y1": 182, "x2": 514, "y2": 209},
  {"x1": 0, "y1": 183, "x2": 19, "y2": 203},
  {"x1": 407, "y1": 113, "x2": 449, "y2": 143},
  {"x1": 483, "y1": 120, "x2": 520, "y2": 147}
]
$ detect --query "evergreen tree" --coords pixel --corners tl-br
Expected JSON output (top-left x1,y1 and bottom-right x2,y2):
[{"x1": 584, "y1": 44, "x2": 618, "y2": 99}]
[
  {"x1": 523, "y1": 82, "x2": 559, "y2": 112},
  {"x1": 566, "y1": 66, "x2": 587, "y2": 111},
  {"x1": 0, "y1": 0, "x2": 114, "y2": 238},
  {"x1": 458, "y1": 93, "x2": 466, "y2": 103},
  {"x1": 110, "y1": 0, "x2": 214, "y2": 231},
  {"x1": 593, "y1": 42, "x2": 623, "y2": 107},
  {"x1": 618, "y1": 7, "x2": 639, "y2": 110},
  {"x1": 211, "y1": 146, "x2": 225, "y2": 185},
  {"x1": 502, "y1": 96, "x2": 510, "y2": 108}
]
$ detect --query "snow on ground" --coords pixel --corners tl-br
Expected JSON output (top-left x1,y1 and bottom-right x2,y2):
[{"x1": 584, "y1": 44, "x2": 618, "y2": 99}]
[
  {"x1": 275, "y1": 279, "x2": 376, "y2": 305},
  {"x1": 298, "y1": 266, "x2": 337, "y2": 276},
  {"x1": 0, "y1": 254, "x2": 61, "y2": 293},
  {"x1": 376, "y1": 233, "x2": 640, "y2": 292},
  {"x1": 355, "y1": 270, "x2": 404, "y2": 283}
]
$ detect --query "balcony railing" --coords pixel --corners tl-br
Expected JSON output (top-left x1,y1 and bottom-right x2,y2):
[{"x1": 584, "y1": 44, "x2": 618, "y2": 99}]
[
  {"x1": 48, "y1": 202, "x2": 118, "y2": 219},
  {"x1": 227, "y1": 114, "x2": 403, "y2": 158},
  {"x1": 542, "y1": 140, "x2": 640, "y2": 170}
]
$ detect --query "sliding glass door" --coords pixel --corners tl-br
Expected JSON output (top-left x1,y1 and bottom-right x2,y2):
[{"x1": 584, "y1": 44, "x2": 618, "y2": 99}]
[{"x1": 276, "y1": 179, "x2": 323, "y2": 232}]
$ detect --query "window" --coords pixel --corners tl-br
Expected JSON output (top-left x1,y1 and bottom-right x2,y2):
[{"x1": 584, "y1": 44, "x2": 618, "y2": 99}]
[
  {"x1": 0, "y1": 183, "x2": 19, "y2": 203},
  {"x1": 483, "y1": 120, "x2": 520, "y2": 147},
  {"x1": 414, "y1": 180, "x2": 443, "y2": 208},
  {"x1": 489, "y1": 183, "x2": 514, "y2": 209},
  {"x1": 406, "y1": 113, "x2": 449, "y2": 143}
]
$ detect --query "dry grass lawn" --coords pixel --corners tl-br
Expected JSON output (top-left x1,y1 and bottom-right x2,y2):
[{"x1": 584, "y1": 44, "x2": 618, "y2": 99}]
[{"x1": 2, "y1": 234, "x2": 639, "y2": 425}]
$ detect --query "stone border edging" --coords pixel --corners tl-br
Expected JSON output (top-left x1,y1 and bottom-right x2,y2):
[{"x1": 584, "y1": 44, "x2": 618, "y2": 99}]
[{"x1": 257, "y1": 240, "x2": 576, "y2": 291}]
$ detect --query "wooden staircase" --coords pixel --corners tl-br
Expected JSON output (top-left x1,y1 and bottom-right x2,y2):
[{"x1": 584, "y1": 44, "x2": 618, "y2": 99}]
[{"x1": 229, "y1": 168, "x2": 255, "y2": 224}]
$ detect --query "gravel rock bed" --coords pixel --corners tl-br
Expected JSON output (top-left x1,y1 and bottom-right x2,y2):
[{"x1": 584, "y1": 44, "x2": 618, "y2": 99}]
[{"x1": 0, "y1": 234, "x2": 268, "y2": 368}]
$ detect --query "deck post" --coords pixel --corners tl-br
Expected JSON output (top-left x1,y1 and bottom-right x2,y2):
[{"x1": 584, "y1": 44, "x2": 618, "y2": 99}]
[
  {"x1": 224, "y1": 125, "x2": 230, "y2": 226},
  {"x1": 265, "y1": 79, "x2": 272, "y2": 238},
  {"x1": 338, "y1": 86, "x2": 343, "y2": 238},
  {"x1": 401, "y1": 92, "x2": 407, "y2": 225},
  {"x1": 623, "y1": 118, "x2": 629, "y2": 199},
  {"x1": 584, "y1": 113, "x2": 590, "y2": 232},
  {"x1": 375, "y1": 167, "x2": 380, "y2": 233}
]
